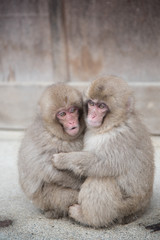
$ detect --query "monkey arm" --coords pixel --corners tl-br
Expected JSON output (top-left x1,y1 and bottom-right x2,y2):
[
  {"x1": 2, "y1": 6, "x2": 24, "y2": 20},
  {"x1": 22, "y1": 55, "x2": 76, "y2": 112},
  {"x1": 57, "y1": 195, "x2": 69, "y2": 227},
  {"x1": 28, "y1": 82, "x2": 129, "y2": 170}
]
[
  {"x1": 52, "y1": 152, "x2": 87, "y2": 176},
  {"x1": 47, "y1": 166, "x2": 83, "y2": 190},
  {"x1": 19, "y1": 146, "x2": 83, "y2": 191},
  {"x1": 52, "y1": 151, "x2": 126, "y2": 177},
  {"x1": 39, "y1": 157, "x2": 83, "y2": 190}
]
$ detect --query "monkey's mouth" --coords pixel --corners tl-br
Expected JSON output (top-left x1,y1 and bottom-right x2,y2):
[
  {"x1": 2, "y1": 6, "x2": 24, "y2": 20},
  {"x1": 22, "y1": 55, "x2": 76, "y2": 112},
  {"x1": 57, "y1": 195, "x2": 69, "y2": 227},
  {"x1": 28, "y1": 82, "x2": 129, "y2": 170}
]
[
  {"x1": 71, "y1": 127, "x2": 77, "y2": 130},
  {"x1": 87, "y1": 118, "x2": 103, "y2": 128},
  {"x1": 65, "y1": 126, "x2": 80, "y2": 136}
]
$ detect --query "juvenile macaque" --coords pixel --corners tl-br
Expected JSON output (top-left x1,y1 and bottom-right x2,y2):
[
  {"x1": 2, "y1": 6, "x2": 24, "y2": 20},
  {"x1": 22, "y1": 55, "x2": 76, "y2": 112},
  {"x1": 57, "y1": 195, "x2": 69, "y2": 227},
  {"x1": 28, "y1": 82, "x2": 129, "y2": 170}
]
[
  {"x1": 52, "y1": 76, "x2": 154, "y2": 227},
  {"x1": 18, "y1": 84, "x2": 85, "y2": 218}
]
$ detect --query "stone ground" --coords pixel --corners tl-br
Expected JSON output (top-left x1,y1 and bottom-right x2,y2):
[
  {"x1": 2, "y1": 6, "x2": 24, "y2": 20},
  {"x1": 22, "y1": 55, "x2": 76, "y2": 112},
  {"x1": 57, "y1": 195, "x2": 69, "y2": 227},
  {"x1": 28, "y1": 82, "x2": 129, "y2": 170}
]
[{"x1": 0, "y1": 131, "x2": 160, "y2": 240}]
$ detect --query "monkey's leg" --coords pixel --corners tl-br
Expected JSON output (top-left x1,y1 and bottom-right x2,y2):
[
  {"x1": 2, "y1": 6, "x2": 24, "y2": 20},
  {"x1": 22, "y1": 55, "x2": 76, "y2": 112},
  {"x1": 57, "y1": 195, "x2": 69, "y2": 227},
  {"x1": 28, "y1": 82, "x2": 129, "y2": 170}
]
[
  {"x1": 33, "y1": 183, "x2": 78, "y2": 219},
  {"x1": 70, "y1": 178, "x2": 123, "y2": 228},
  {"x1": 77, "y1": 178, "x2": 148, "y2": 228}
]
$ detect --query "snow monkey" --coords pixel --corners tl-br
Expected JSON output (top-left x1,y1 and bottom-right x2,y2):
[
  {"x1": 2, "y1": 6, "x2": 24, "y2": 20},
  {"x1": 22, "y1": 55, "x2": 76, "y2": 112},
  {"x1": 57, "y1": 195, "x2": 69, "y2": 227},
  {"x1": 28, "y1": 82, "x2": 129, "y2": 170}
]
[
  {"x1": 52, "y1": 76, "x2": 154, "y2": 227},
  {"x1": 18, "y1": 84, "x2": 85, "y2": 218}
]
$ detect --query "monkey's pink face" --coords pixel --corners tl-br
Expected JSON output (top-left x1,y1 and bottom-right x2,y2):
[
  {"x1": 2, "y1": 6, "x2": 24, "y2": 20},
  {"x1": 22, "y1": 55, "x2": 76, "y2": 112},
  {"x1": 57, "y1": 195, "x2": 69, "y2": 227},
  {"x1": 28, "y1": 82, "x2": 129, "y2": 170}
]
[
  {"x1": 87, "y1": 100, "x2": 109, "y2": 127},
  {"x1": 56, "y1": 107, "x2": 80, "y2": 136}
]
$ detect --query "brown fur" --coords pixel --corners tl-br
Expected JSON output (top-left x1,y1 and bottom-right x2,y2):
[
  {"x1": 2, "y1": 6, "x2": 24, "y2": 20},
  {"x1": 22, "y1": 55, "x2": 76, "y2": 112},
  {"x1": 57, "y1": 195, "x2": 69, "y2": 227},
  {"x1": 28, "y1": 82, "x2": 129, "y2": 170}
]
[
  {"x1": 18, "y1": 84, "x2": 85, "y2": 218},
  {"x1": 52, "y1": 76, "x2": 154, "y2": 227}
]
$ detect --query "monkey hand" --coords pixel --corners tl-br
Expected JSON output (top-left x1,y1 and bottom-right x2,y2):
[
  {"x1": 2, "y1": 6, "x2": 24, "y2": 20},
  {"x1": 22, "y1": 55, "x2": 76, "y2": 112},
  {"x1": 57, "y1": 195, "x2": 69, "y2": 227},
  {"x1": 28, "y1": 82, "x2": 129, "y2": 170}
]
[
  {"x1": 52, "y1": 152, "x2": 88, "y2": 176},
  {"x1": 52, "y1": 153, "x2": 69, "y2": 170}
]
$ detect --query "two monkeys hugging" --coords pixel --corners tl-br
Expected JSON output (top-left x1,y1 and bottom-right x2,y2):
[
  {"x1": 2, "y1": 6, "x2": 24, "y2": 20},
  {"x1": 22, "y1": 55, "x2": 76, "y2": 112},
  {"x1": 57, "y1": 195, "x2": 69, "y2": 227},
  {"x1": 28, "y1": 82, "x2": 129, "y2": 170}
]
[{"x1": 18, "y1": 76, "x2": 154, "y2": 228}]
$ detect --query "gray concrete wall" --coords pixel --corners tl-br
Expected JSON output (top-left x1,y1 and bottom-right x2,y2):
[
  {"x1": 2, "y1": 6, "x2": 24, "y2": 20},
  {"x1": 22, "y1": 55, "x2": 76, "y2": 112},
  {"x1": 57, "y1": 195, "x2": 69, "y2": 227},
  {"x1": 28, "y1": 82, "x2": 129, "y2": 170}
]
[
  {"x1": 0, "y1": 0, "x2": 54, "y2": 82},
  {"x1": 0, "y1": 0, "x2": 160, "y2": 133},
  {"x1": 1, "y1": 0, "x2": 160, "y2": 83}
]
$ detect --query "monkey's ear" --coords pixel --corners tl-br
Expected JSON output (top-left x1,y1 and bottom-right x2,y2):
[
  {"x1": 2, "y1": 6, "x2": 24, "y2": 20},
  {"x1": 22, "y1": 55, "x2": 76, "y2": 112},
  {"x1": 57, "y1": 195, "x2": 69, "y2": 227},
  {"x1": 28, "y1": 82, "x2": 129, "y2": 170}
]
[{"x1": 127, "y1": 95, "x2": 135, "y2": 113}]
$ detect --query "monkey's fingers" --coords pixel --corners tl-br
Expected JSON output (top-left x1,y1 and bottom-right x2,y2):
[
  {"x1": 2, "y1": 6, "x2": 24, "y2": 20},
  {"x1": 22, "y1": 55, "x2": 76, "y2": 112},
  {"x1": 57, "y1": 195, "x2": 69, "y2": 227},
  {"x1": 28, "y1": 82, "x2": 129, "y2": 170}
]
[{"x1": 52, "y1": 154, "x2": 64, "y2": 169}]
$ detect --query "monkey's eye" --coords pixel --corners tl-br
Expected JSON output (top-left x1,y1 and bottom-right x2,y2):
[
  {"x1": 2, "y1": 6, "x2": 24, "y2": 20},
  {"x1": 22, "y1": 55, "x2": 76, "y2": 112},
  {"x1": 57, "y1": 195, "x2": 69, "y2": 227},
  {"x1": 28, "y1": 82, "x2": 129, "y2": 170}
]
[
  {"x1": 98, "y1": 103, "x2": 107, "y2": 109},
  {"x1": 88, "y1": 100, "x2": 95, "y2": 106},
  {"x1": 58, "y1": 112, "x2": 66, "y2": 117},
  {"x1": 69, "y1": 107, "x2": 77, "y2": 113}
]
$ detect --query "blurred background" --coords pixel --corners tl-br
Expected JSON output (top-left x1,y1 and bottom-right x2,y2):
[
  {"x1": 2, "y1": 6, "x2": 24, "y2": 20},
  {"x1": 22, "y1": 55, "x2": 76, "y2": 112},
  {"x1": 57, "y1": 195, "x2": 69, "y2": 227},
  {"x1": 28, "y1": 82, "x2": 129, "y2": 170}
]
[{"x1": 0, "y1": 0, "x2": 160, "y2": 134}]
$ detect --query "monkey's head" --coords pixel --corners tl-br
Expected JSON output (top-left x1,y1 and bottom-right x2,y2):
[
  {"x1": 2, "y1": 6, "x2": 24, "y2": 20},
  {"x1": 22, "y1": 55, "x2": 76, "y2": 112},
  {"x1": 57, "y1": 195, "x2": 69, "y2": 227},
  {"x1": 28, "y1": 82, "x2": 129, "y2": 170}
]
[
  {"x1": 39, "y1": 84, "x2": 85, "y2": 140},
  {"x1": 84, "y1": 76, "x2": 135, "y2": 132}
]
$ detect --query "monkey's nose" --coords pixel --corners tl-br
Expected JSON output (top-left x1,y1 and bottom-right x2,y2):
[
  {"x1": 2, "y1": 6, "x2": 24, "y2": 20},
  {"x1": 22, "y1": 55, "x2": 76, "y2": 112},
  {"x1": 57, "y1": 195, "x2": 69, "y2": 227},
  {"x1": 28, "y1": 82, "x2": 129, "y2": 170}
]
[
  {"x1": 91, "y1": 114, "x2": 96, "y2": 119},
  {"x1": 69, "y1": 121, "x2": 75, "y2": 125}
]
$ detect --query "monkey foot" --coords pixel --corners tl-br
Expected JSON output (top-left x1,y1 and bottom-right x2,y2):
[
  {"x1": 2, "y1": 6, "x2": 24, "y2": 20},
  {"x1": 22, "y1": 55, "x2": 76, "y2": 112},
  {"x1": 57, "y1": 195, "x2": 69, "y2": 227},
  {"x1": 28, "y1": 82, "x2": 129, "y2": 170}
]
[
  {"x1": 69, "y1": 204, "x2": 81, "y2": 219},
  {"x1": 69, "y1": 204, "x2": 86, "y2": 225}
]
